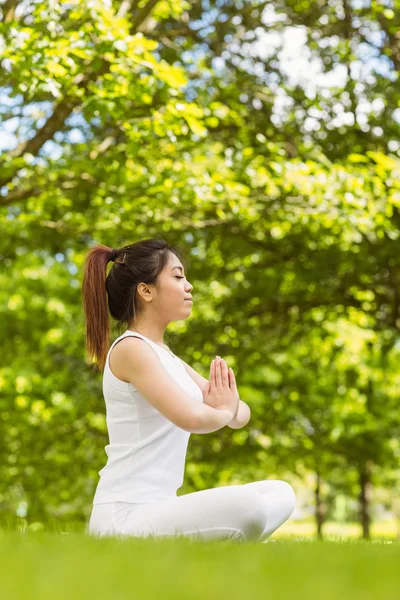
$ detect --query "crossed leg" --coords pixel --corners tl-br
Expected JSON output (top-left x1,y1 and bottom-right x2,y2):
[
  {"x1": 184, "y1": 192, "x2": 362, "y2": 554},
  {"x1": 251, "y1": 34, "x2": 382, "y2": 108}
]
[
  {"x1": 239, "y1": 479, "x2": 296, "y2": 540},
  {"x1": 91, "y1": 479, "x2": 296, "y2": 542}
]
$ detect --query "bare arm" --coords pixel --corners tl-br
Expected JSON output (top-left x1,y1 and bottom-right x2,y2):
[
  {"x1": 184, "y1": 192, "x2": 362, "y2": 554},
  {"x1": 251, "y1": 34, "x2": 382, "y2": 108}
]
[
  {"x1": 227, "y1": 400, "x2": 251, "y2": 429},
  {"x1": 179, "y1": 358, "x2": 250, "y2": 429},
  {"x1": 116, "y1": 338, "x2": 236, "y2": 434}
]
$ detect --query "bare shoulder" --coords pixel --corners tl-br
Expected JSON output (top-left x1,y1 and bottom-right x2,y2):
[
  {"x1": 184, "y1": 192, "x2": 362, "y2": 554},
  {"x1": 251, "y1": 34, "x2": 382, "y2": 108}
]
[
  {"x1": 108, "y1": 337, "x2": 202, "y2": 432},
  {"x1": 109, "y1": 335, "x2": 160, "y2": 383}
]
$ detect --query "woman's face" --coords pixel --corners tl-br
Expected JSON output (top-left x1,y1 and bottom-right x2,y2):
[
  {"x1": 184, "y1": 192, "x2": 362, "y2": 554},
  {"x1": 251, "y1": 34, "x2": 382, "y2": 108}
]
[
  {"x1": 136, "y1": 253, "x2": 194, "y2": 321},
  {"x1": 158, "y1": 254, "x2": 193, "y2": 318}
]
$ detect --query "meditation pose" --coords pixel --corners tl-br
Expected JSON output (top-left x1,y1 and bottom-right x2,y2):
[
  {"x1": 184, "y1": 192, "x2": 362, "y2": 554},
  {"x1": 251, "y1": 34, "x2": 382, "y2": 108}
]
[{"x1": 82, "y1": 238, "x2": 296, "y2": 541}]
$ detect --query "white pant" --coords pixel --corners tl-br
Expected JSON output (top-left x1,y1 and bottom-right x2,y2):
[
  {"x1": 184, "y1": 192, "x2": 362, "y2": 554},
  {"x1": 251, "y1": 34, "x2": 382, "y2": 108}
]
[{"x1": 87, "y1": 480, "x2": 296, "y2": 542}]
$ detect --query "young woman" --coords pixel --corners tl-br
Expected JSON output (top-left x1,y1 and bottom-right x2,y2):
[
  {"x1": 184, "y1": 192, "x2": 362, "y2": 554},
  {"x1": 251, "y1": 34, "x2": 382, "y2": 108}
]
[{"x1": 82, "y1": 238, "x2": 296, "y2": 542}]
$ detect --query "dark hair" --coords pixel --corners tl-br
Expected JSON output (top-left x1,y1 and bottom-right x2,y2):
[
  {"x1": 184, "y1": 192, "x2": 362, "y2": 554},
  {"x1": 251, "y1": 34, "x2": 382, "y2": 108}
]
[{"x1": 81, "y1": 238, "x2": 188, "y2": 372}]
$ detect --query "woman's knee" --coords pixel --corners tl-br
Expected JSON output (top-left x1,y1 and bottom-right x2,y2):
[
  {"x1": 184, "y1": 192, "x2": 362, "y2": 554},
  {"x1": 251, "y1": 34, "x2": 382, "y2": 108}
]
[
  {"x1": 234, "y1": 489, "x2": 268, "y2": 540},
  {"x1": 276, "y1": 481, "x2": 296, "y2": 517}
]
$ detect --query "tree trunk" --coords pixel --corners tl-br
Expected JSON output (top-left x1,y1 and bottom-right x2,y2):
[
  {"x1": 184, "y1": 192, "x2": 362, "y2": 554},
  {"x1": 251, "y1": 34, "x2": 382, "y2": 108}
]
[
  {"x1": 315, "y1": 471, "x2": 325, "y2": 539},
  {"x1": 359, "y1": 463, "x2": 373, "y2": 539}
]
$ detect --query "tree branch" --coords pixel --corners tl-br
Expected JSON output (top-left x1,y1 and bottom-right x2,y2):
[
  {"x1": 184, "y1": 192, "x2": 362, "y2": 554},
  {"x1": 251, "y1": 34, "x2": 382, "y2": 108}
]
[
  {"x1": 131, "y1": 0, "x2": 159, "y2": 31},
  {"x1": 0, "y1": 186, "x2": 42, "y2": 207},
  {"x1": 1, "y1": 0, "x2": 20, "y2": 23},
  {"x1": 0, "y1": 0, "x2": 161, "y2": 191}
]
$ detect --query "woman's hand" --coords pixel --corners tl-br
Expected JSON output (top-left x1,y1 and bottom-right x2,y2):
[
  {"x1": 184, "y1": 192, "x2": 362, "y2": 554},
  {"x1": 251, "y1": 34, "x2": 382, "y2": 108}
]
[{"x1": 202, "y1": 356, "x2": 239, "y2": 419}]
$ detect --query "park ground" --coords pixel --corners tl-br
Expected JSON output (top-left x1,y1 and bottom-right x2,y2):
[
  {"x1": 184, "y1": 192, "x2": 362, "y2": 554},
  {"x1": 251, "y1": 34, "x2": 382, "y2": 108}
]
[{"x1": 0, "y1": 521, "x2": 399, "y2": 600}]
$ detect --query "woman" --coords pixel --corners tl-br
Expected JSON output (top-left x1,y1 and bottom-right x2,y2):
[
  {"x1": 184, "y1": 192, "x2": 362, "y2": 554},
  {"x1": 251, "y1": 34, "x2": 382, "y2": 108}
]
[{"x1": 82, "y1": 238, "x2": 296, "y2": 542}]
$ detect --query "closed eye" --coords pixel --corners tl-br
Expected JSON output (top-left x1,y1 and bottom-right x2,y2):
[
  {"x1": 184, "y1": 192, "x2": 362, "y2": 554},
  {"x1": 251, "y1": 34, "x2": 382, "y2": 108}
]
[{"x1": 175, "y1": 276, "x2": 185, "y2": 279}]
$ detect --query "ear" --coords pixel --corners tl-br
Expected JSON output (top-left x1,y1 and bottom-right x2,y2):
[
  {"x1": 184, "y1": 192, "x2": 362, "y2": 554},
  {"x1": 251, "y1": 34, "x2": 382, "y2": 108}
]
[{"x1": 137, "y1": 282, "x2": 154, "y2": 303}]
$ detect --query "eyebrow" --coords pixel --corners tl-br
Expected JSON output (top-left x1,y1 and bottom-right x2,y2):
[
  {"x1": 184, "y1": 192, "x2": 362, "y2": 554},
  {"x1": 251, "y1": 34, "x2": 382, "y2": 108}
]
[{"x1": 172, "y1": 266, "x2": 185, "y2": 273}]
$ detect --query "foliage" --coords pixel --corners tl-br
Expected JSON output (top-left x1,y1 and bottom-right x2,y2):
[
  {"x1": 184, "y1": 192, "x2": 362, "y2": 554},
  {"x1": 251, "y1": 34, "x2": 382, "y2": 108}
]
[{"x1": 0, "y1": 1, "x2": 399, "y2": 530}]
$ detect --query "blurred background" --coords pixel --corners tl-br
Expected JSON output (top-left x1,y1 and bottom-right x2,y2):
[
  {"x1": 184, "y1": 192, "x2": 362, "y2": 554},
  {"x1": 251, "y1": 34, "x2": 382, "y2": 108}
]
[{"x1": 0, "y1": 0, "x2": 399, "y2": 540}]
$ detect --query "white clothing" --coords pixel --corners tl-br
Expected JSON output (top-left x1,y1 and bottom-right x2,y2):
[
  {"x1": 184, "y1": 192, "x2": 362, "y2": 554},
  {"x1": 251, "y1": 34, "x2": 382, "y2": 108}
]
[
  {"x1": 88, "y1": 479, "x2": 296, "y2": 542},
  {"x1": 92, "y1": 330, "x2": 203, "y2": 505},
  {"x1": 89, "y1": 330, "x2": 297, "y2": 542}
]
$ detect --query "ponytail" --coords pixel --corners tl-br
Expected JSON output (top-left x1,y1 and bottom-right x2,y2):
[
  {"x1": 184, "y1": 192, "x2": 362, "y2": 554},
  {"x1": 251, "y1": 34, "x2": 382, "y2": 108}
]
[{"x1": 82, "y1": 244, "x2": 114, "y2": 372}]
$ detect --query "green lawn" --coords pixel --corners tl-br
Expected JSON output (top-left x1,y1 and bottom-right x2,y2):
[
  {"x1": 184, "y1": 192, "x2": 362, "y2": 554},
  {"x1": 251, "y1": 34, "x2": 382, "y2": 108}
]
[{"x1": 0, "y1": 531, "x2": 399, "y2": 600}]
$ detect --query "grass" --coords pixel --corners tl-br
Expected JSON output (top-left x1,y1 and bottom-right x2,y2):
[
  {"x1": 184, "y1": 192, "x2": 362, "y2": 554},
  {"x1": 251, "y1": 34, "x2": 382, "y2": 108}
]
[
  {"x1": 0, "y1": 529, "x2": 399, "y2": 600},
  {"x1": 3, "y1": 515, "x2": 399, "y2": 540}
]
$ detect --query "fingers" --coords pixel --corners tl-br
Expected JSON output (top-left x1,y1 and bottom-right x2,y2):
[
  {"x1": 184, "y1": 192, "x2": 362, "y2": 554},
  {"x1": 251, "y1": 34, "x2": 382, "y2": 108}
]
[
  {"x1": 215, "y1": 357, "x2": 222, "y2": 388},
  {"x1": 213, "y1": 356, "x2": 229, "y2": 389},
  {"x1": 229, "y1": 367, "x2": 237, "y2": 391},
  {"x1": 211, "y1": 357, "x2": 235, "y2": 391},
  {"x1": 220, "y1": 359, "x2": 229, "y2": 388},
  {"x1": 210, "y1": 358, "x2": 215, "y2": 390}
]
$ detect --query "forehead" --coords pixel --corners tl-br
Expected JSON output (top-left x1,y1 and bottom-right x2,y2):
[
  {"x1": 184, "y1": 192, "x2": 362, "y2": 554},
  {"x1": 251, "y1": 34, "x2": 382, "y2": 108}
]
[{"x1": 168, "y1": 254, "x2": 184, "y2": 270}]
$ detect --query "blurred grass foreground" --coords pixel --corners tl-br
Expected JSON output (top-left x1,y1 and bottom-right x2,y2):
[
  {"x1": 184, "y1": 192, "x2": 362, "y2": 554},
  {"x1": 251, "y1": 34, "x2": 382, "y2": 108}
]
[{"x1": 0, "y1": 531, "x2": 399, "y2": 600}]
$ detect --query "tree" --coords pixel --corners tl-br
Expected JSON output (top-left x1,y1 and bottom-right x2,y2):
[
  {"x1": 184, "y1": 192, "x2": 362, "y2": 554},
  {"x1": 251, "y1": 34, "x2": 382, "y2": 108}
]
[{"x1": 1, "y1": 1, "x2": 399, "y2": 530}]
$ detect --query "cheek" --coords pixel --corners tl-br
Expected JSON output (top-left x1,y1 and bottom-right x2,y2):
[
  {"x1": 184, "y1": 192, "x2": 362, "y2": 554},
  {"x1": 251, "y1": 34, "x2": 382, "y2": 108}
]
[{"x1": 169, "y1": 280, "x2": 182, "y2": 295}]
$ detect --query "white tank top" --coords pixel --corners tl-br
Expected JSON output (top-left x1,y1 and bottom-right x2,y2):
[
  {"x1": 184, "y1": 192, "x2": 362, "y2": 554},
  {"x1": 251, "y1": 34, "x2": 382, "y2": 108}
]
[{"x1": 92, "y1": 330, "x2": 204, "y2": 505}]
